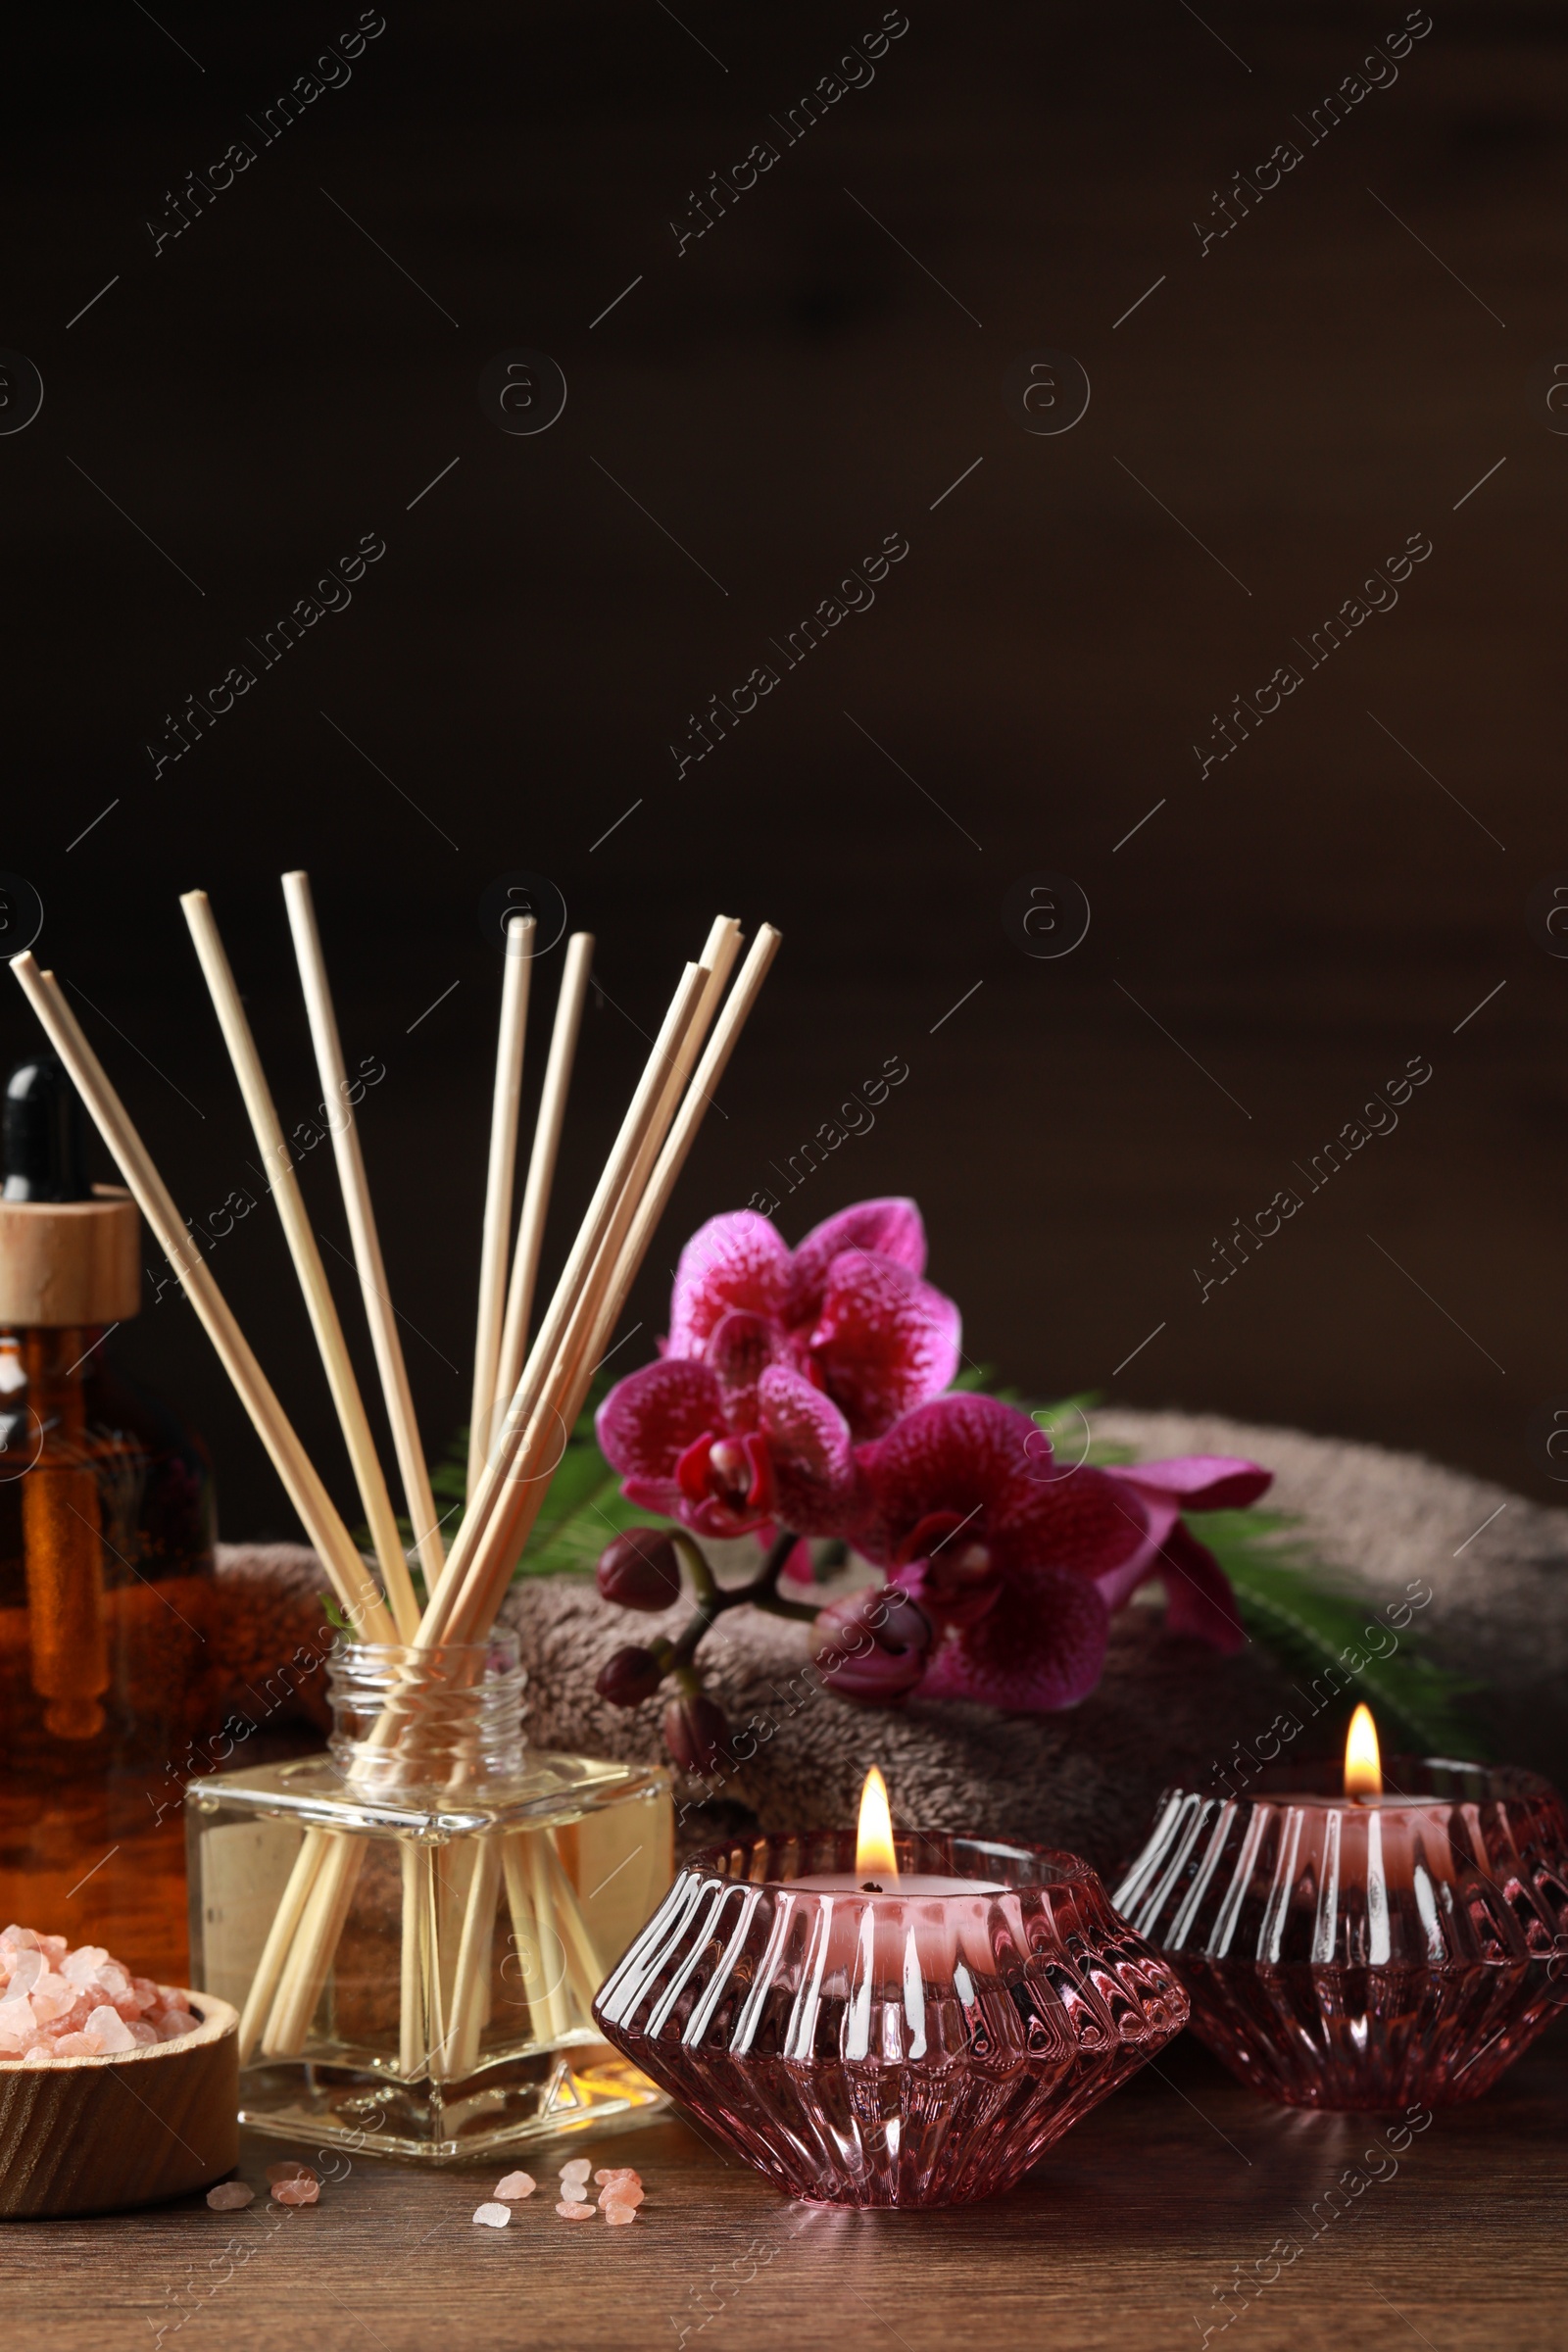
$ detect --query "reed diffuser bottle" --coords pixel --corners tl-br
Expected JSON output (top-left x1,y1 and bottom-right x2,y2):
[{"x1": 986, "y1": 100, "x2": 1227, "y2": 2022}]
[
  {"x1": 186, "y1": 1633, "x2": 672, "y2": 2160},
  {"x1": 0, "y1": 1054, "x2": 218, "y2": 1979},
  {"x1": 16, "y1": 878, "x2": 779, "y2": 2166}
]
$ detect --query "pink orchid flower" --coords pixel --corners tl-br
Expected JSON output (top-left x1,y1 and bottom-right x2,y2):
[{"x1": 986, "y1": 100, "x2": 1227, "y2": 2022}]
[
  {"x1": 854, "y1": 1395, "x2": 1270, "y2": 1712},
  {"x1": 595, "y1": 1352, "x2": 861, "y2": 1541},
  {"x1": 596, "y1": 1197, "x2": 959, "y2": 1541},
  {"x1": 663, "y1": 1198, "x2": 961, "y2": 1442}
]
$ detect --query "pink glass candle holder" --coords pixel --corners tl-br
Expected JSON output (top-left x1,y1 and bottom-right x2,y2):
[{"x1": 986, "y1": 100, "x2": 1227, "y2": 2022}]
[
  {"x1": 591, "y1": 1828, "x2": 1188, "y2": 2208},
  {"x1": 1114, "y1": 1756, "x2": 1568, "y2": 2111}
]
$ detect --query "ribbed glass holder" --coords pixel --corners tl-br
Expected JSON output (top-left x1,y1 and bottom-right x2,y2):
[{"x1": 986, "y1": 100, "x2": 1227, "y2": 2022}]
[
  {"x1": 184, "y1": 1636, "x2": 672, "y2": 2162},
  {"x1": 1114, "y1": 1756, "x2": 1568, "y2": 2110},
  {"x1": 592, "y1": 1829, "x2": 1188, "y2": 2208}
]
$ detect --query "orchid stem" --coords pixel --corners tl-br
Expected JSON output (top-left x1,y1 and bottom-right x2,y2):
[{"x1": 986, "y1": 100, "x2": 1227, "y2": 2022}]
[{"x1": 662, "y1": 1526, "x2": 810, "y2": 1670}]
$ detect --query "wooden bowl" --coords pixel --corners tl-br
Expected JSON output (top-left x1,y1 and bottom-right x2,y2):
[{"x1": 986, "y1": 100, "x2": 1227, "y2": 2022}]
[{"x1": 0, "y1": 1990, "x2": 238, "y2": 2218}]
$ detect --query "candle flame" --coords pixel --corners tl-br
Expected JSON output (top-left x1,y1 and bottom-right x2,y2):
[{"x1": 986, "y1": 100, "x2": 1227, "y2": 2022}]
[
  {"x1": 1344, "y1": 1703, "x2": 1382, "y2": 1799},
  {"x1": 855, "y1": 1766, "x2": 899, "y2": 1888}
]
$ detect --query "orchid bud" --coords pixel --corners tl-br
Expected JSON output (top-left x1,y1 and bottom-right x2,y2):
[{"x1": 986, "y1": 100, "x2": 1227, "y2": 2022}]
[
  {"x1": 813, "y1": 1587, "x2": 932, "y2": 1705},
  {"x1": 597, "y1": 1527, "x2": 684, "y2": 1612},
  {"x1": 662, "y1": 1690, "x2": 731, "y2": 1776},
  {"x1": 596, "y1": 1644, "x2": 666, "y2": 1708}
]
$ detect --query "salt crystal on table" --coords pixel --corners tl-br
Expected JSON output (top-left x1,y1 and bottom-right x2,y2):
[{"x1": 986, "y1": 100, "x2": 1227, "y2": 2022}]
[
  {"x1": 272, "y1": 2176, "x2": 319, "y2": 2207},
  {"x1": 494, "y1": 2172, "x2": 535, "y2": 2200},
  {"x1": 598, "y1": 2182, "x2": 643, "y2": 2209},
  {"x1": 472, "y1": 2203, "x2": 511, "y2": 2229},
  {"x1": 556, "y1": 2200, "x2": 596, "y2": 2221},
  {"x1": 207, "y1": 2182, "x2": 255, "y2": 2211},
  {"x1": 602, "y1": 2203, "x2": 639, "y2": 2226},
  {"x1": 560, "y1": 2157, "x2": 591, "y2": 2180}
]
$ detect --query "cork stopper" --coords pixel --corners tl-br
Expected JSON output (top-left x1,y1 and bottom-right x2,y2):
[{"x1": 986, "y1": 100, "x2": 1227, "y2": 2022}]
[
  {"x1": 0, "y1": 1054, "x2": 141, "y2": 1327},
  {"x1": 0, "y1": 1187, "x2": 141, "y2": 1326}
]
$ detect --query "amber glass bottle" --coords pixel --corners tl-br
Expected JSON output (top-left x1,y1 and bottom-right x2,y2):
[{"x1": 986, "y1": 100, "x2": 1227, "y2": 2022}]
[{"x1": 0, "y1": 1054, "x2": 217, "y2": 1978}]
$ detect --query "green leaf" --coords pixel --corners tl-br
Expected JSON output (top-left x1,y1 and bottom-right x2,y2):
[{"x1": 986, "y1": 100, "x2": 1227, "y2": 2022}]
[{"x1": 1199, "y1": 1508, "x2": 1489, "y2": 1758}]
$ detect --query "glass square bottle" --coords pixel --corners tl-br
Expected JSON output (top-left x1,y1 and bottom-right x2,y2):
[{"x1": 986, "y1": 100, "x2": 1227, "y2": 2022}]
[{"x1": 185, "y1": 1632, "x2": 672, "y2": 2161}]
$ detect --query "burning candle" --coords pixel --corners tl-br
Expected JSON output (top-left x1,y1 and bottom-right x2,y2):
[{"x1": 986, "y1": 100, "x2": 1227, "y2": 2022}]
[
  {"x1": 791, "y1": 1768, "x2": 1006, "y2": 1898},
  {"x1": 593, "y1": 1776, "x2": 1189, "y2": 2208},
  {"x1": 1115, "y1": 1706, "x2": 1568, "y2": 2110}
]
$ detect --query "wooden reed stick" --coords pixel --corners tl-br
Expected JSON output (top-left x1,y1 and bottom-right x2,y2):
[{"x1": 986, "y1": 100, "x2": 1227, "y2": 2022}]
[
  {"x1": 540, "y1": 1834, "x2": 606, "y2": 2024},
  {"x1": 399, "y1": 1843, "x2": 430, "y2": 2076},
  {"x1": 281, "y1": 870, "x2": 446, "y2": 1587},
  {"x1": 450, "y1": 918, "x2": 773, "y2": 1648},
  {"x1": 9, "y1": 956, "x2": 397, "y2": 1646},
  {"x1": 416, "y1": 957, "x2": 709, "y2": 1646},
  {"x1": 466, "y1": 918, "x2": 534, "y2": 1500},
  {"x1": 499, "y1": 1838, "x2": 543, "y2": 2046},
  {"x1": 440, "y1": 1834, "x2": 503, "y2": 2080},
  {"x1": 441, "y1": 920, "x2": 746, "y2": 1644},
  {"x1": 261, "y1": 1833, "x2": 364, "y2": 2055},
  {"x1": 422, "y1": 964, "x2": 710, "y2": 1646},
  {"x1": 489, "y1": 932, "x2": 593, "y2": 1456},
  {"x1": 180, "y1": 890, "x2": 419, "y2": 1641},
  {"x1": 522, "y1": 1833, "x2": 573, "y2": 2045},
  {"x1": 601, "y1": 924, "x2": 782, "y2": 1344},
  {"x1": 237, "y1": 1829, "x2": 327, "y2": 2063},
  {"x1": 260, "y1": 946, "x2": 721, "y2": 2057}
]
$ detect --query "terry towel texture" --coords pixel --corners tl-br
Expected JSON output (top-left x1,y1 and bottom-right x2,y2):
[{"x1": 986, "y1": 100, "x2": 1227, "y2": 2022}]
[{"x1": 212, "y1": 1408, "x2": 1568, "y2": 1880}]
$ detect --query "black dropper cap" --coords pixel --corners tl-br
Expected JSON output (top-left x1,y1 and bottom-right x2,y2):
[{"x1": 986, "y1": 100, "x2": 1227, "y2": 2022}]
[{"x1": 3, "y1": 1054, "x2": 92, "y2": 1201}]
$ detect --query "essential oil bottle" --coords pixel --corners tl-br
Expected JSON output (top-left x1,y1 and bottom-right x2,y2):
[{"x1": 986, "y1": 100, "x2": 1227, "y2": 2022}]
[{"x1": 0, "y1": 1053, "x2": 218, "y2": 1977}]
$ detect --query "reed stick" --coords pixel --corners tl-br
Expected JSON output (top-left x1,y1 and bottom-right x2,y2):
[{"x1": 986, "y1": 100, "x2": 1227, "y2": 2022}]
[
  {"x1": 440, "y1": 1834, "x2": 503, "y2": 2079},
  {"x1": 540, "y1": 1834, "x2": 606, "y2": 2026},
  {"x1": 441, "y1": 920, "x2": 749, "y2": 1647},
  {"x1": 282, "y1": 871, "x2": 446, "y2": 1587},
  {"x1": 420, "y1": 957, "x2": 714, "y2": 1651},
  {"x1": 522, "y1": 1833, "x2": 574, "y2": 2045},
  {"x1": 602, "y1": 923, "x2": 782, "y2": 1342},
  {"x1": 252, "y1": 952, "x2": 712, "y2": 2056},
  {"x1": 261, "y1": 1833, "x2": 364, "y2": 2055},
  {"x1": 237, "y1": 1828, "x2": 327, "y2": 2062},
  {"x1": 398, "y1": 1844, "x2": 430, "y2": 2076},
  {"x1": 499, "y1": 1838, "x2": 545, "y2": 2045},
  {"x1": 9, "y1": 956, "x2": 397, "y2": 1646},
  {"x1": 466, "y1": 918, "x2": 534, "y2": 1500},
  {"x1": 447, "y1": 914, "x2": 772, "y2": 1651},
  {"x1": 180, "y1": 890, "x2": 418, "y2": 1641},
  {"x1": 490, "y1": 932, "x2": 593, "y2": 1456}
]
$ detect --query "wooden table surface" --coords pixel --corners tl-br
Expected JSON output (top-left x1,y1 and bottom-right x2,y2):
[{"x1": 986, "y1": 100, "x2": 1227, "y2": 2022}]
[{"x1": 5, "y1": 2021, "x2": 1564, "y2": 2352}]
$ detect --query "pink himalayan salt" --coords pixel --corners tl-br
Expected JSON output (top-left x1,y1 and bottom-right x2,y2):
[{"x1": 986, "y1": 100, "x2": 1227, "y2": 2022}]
[
  {"x1": 207, "y1": 2183, "x2": 256, "y2": 2211},
  {"x1": 494, "y1": 2172, "x2": 535, "y2": 2200},
  {"x1": 556, "y1": 2200, "x2": 597, "y2": 2221},
  {"x1": 472, "y1": 2203, "x2": 511, "y2": 2229},
  {"x1": 272, "y1": 2176, "x2": 319, "y2": 2207},
  {"x1": 598, "y1": 2181, "x2": 644, "y2": 2210},
  {"x1": 594, "y1": 2167, "x2": 641, "y2": 2187},
  {"x1": 0, "y1": 1925, "x2": 200, "y2": 2058},
  {"x1": 603, "y1": 2203, "x2": 639, "y2": 2226},
  {"x1": 560, "y1": 2156, "x2": 591, "y2": 2179}
]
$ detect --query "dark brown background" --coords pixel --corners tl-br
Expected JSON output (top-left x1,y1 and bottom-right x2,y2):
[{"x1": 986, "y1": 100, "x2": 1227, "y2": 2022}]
[{"x1": 3, "y1": 0, "x2": 1565, "y2": 1539}]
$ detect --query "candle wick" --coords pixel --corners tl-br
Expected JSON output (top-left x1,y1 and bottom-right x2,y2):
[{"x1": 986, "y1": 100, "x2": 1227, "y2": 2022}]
[{"x1": 860, "y1": 1881, "x2": 883, "y2": 1894}]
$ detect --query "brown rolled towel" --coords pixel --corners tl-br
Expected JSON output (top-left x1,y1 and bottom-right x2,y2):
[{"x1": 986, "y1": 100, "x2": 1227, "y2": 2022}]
[{"x1": 210, "y1": 1410, "x2": 1568, "y2": 1879}]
